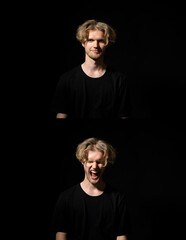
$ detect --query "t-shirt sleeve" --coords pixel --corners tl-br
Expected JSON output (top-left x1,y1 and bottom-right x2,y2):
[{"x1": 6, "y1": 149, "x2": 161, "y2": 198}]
[
  {"x1": 116, "y1": 193, "x2": 130, "y2": 236},
  {"x1": 51, "y1": 193, "x2": 69, "y2": 233},
  {"x1": 118, "y1": 75, "x2": 131, "y2": 118},
  {"x1": 50, "y1": 75, "x2": 69, "y2": 115}
]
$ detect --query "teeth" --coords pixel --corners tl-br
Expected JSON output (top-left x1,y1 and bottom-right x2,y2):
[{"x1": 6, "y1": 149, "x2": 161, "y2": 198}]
[{"x1": 90, "y1": 171, "x2": 99, "y2": 176}]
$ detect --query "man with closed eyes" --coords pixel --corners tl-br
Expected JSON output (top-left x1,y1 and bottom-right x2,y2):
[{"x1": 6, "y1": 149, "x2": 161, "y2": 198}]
[{"x1": 52, "y1": 138, "x2": 130, "y2": 240}]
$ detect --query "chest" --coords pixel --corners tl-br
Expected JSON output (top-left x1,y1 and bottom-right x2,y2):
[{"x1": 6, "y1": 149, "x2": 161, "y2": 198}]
[
  {"x1": 66, "y1": 189, "x2": 120, "y2": 239},
  {"x1": 68, "y1": 75, "x2": 117, "y2": 98},
  {"x1": 70, "y1": 194, "x2": 116, "y2": 224}
]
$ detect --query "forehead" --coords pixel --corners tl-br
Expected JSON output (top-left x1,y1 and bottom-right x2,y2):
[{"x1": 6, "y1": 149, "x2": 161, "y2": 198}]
[
  {"x1": 87, "y1": 150, "x2": 103, "y2": 160},
  {"x1": 87, "y1": 29, "x2": 105, "y2": 39}
]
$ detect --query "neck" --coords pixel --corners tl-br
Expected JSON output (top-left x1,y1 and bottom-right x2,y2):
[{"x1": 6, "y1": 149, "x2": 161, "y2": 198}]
[
  {"x1": 80, "y1": 179, "x2": 106, "y2": 196},
  {"x1": 81, "y1": 55, "x2": 106, "y2": 78}
]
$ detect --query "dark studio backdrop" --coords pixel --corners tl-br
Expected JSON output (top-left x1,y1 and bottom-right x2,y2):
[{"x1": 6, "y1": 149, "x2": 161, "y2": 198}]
[
  {"x1": 35, "y1": 3, "x2": 186, "y2": 121},
  {"x1": 37, "y1": 120, "x2": 186, "y2": 240},
  {"x1": 22, "y1": 3, "x2": 186, "y2": 240}
]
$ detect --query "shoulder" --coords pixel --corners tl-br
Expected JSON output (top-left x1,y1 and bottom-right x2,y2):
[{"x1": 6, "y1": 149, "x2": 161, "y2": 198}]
[
  {"x1": 55, "y1": 66, "x2": 81, "y2": 89},
  {"x1": 57, "y1": 184, "x2": 80, "y2": 202},
  {"x1": 107, "y1": 66, "x2": 126, "y2": 77},
  {"x1": 60, "y1": 65, "x2": 81, "y2": 79},
  {"x1": 105, "y1": 185, "x2": 127, "y2": 202},
  {"x1": 107, "y1": 66, "x2": 127, "y2": 84},
  {"x1": 56, "y1": 65, "x2": 83, "y2": 88}
]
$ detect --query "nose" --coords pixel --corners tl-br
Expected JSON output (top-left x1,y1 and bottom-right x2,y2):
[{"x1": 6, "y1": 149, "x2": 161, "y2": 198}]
[
  {"x1": 93, "y1": 40, "x2": 99, "y2": 48},
  {"x1": 92, "y1": 161, "x2": 98, "y2": 169}
]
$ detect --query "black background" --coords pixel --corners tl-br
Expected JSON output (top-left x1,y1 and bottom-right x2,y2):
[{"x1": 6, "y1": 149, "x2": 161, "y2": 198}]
[
  {"x1": 35, "y1": 3, "x2": 186, "y2": 121},
  {"x1": 16, "y1": 3, "x2": 186, "y2": 240}
]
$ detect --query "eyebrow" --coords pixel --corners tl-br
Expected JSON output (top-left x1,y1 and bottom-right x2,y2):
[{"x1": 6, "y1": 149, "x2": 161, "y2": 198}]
[
  {"x1": 87, "y1": 159, "x2": 104, "y2": 162},
  {"x1": 88, "y1": 38, "x2": 105, "y2": 41}
]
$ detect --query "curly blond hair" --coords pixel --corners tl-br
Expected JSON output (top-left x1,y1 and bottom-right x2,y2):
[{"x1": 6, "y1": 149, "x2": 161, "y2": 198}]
[
  {"x1": 76, "y1": 19, "x2": 116, "y2": 46},
  {"x1": 76, "y1": 138, "x2": 116, "y2": 167}
]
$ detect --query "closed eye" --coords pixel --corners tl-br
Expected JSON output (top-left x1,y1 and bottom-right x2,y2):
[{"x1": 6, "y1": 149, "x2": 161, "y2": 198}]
[{"x1": 87, "y1": 39, "x2": 105, "y2": 43}]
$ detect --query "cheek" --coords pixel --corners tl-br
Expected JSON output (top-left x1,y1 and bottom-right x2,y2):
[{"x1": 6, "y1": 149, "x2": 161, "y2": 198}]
[
  {"x1": 102, "y1": 46, "x2": 107, "y2": 52},
  {"x1": 85, "y1": 42, "x2": 91, "y2": 48},
  {"x1": 100, "y1": 166, "x2": 106, "y2": 173},
  {"x1": 84, "y1": 164, "x2": 91, "y2": 171}
]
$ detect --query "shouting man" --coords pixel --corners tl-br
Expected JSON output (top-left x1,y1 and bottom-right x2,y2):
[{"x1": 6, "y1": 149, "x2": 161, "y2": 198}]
[{"x1": 52, "y1": 138, "x2": 130, "y2": 240}]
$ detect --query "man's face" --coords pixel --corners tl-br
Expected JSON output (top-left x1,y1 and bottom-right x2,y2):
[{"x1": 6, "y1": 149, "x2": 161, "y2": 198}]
[
  {"x1": 82, "y1": 29, "x2": 107, "y2": 60},
  {"x1": 83, "y1": 149, "x2": 106, "y2": 185}
]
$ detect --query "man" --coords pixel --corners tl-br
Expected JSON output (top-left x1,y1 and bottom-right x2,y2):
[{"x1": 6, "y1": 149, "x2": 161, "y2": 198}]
[
  {"x1": 51, "y1": 20, "x2": 129, "y2": 119},
  {"x1": 52, "y1": 138, "x2": 129, "y2": 240}
]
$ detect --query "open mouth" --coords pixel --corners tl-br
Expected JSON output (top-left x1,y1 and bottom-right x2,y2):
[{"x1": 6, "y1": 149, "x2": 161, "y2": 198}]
[{"x1": 90, "y1": 171, "x2": 100, "y2": 179}]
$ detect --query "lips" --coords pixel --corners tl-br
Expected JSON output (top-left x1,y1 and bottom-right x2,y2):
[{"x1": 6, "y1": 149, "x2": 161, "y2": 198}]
[
  {"x1": 90, "y1": 170, "x2": 99, "y2": 179},
  {"x1": 91, "y1": 50, "x2": 100, "y2": 54}
]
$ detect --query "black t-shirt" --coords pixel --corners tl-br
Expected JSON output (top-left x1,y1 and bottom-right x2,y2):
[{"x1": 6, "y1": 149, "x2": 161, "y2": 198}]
[
  {"x1": 51, "y1": 184, "x2": 130, "y2": 240},
  {"x1": 51, "y1": 65, "x2": 129, "y2": 119}
]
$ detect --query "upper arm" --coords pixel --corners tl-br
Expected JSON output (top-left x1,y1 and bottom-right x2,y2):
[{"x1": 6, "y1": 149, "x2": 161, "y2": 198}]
[
  {"x1": 118, "y1": 76, "x2": 130, "y2": 118},
  {"x1": 116, "y1": 193, "x2": 130, "y2": 240},
  {"x1": 56, "y1": 232, "x2": 67, "y2": 240},
  {"x1": 117, "y1": 235, "x2": 128, "y2": 240},
  {"x1": 51, "y1": 75, "x2": 68, "y2": 116}
]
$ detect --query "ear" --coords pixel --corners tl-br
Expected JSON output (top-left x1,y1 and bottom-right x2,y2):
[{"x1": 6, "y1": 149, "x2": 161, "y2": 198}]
[{"x1": 82, "y1": 40, "x2": 88, "y2": 47}]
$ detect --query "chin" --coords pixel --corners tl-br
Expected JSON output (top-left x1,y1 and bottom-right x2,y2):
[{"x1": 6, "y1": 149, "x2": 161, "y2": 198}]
[
  {"x1": 89, "y1": 178, "x2": 100, "y2": 185},
  {"x1": 89, "y1": 54, "x2": 102, "y2": 60}
]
